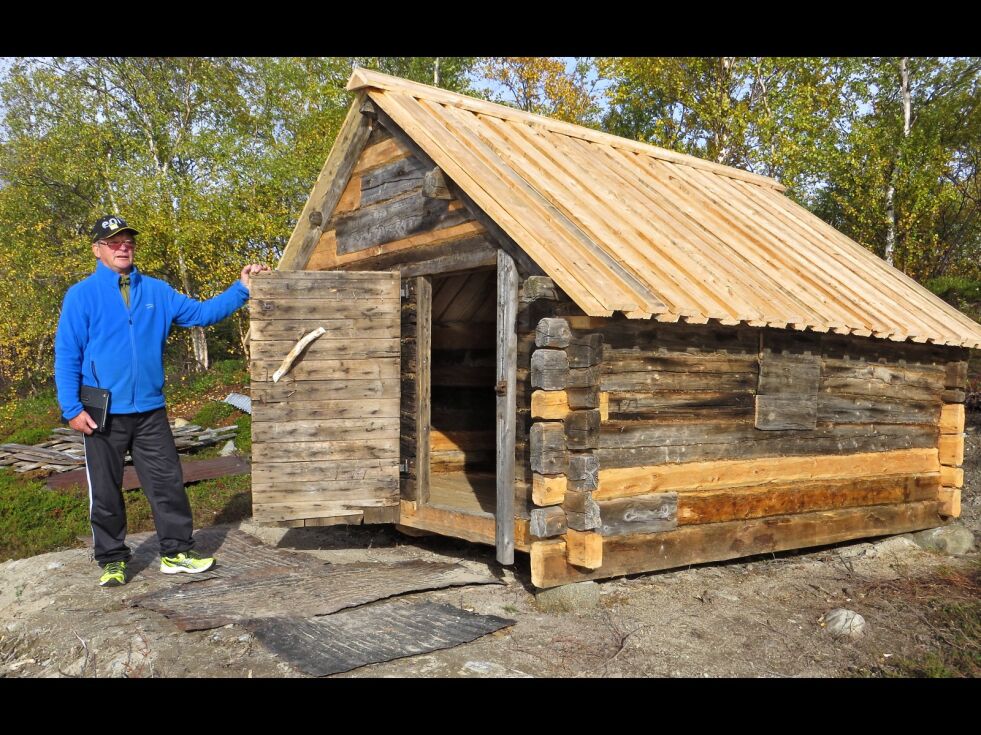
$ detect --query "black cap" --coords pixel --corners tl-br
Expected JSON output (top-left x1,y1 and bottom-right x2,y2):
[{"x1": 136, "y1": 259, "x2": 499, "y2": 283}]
[{"x1": 90, "y1": 215, "x2": 139, "y2": 243}]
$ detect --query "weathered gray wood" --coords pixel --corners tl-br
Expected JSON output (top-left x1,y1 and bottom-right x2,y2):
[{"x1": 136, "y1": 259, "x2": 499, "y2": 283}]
[
  {"x1": 595, "y1": 424, "x2": 939, "y2": 468},
  {"x1": 529, "y1": 506, "x2": 567, "y2": 538},
  {"x1": 602, "y1": 353, "x2": 758, "y2": 374},
  {"x1": 496, "y1": 249, "x2": 519, "y2": 566},
  {"x1": 416, "y1": 276, "x2": 432, "y2": 505},
  {"x1": 605, "y1": 391, "x2": 755, "y2": 420},
  {"x1": 600, "y1": 371, "x2": 759, "y2": 392},
  {"x1": 358, "y1": 155, "x2": 428, "y2": 206},
  {"x1": 250, "y1": 358, "x2": 399, "y2": 383},
  {"x1": 755, "y1": 395, "x2": 819, "y2": 431},
  {"x1": 562, "y1": 487, "x2": 597, "y2": 514},
  {"x1": 567, "y1": 366, "x2": 601, "y2": 388},
  {"x1": 252, "y1": 438, "x2": 398, "y2": 464},
  {"x1": 944, "y1": 361, "x2": 968, "y2": 389},
  {"x1": 566, "y1": 333, "x2": 603, "y2": 367},
  {"x1": 757, "y1": 354, "x2": 821, "y2": 395},
  {"x1": 941, "y1": 389, "x2": 966, "y2": 404},
  {"x1": 250, "y1": 338, "x2": 399, "y2": 362},
  {"x1": 564, "y1": 488, "x2": 601, "y2": 531},
  {"x1": 250, "y1": 317, "x2": 400, "y2": 341},
  {"x1": 567, "y1": 454, "x2": 599, "y2": 490},
  {"x1": 567, "y1": 386, "x2": 600, "y2": 409},
  {"x1": 520, "y1": 276, "x2": 558, "y2": 303},
  {"x1": 395, "y1": 240, "x2": 499, "y2": 278},
  {"x1": 599, "y1": 322, "x2": 760, "y2": 354},
  {"x1": 530, "y1": 422, "x2": 568, "y2": 475},
  {"x1": 334, "y1": 191, "x2": 471, "y2": 256},
  {"x1": 565, "y1": 410, "x2": 600, "y2": 450},
  {"x1": 819, "y1": 377, "x2": 941, "y2": 402},
  {"x1": 252, "y1": 379, "x2": 399, "y2": 403},
  {"x1": 252, "y1": 299, "x2": 399, "y2": 320},
  {"x1": 535, "y1": 318, "x2": 572, "y2": 348},
  {"x1": 422, "y1": 166, "x2": 453, "y2": 199},
  {"x1": 531, "y1": 349, "x2": 569, "y2": 390},
  {"x1": 597, "y1": 494, "x2": 678, "y2": 536},
  {"x1": 816, "y1": 394, "x2": 942, "y2": 425}
]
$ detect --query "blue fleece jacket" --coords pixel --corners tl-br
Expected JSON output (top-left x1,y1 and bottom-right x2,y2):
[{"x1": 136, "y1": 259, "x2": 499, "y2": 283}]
[{"x1": 54, "y1": 260, "x2": 250, "y2": 420}]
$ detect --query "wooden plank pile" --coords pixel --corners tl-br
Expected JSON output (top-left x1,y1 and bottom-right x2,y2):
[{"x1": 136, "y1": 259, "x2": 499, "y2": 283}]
[{"x1": 0, "y1": 423, "x2": 239, "y2": 475}]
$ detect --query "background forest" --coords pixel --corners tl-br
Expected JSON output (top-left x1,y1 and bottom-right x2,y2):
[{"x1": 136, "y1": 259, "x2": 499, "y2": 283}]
[{"x1": 0, "y1": 56, "x2": 977, "y2": 399}]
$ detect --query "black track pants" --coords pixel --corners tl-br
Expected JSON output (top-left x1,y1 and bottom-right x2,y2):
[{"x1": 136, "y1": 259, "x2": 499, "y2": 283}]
[{"x1": 83, "y1": 408, "x2": 193, "y2": 565}]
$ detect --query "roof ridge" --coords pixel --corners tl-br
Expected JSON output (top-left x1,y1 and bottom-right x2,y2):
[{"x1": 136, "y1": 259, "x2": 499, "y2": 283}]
[{"x1": 347, "y1": 68, "x2": 787, "y2": 192}]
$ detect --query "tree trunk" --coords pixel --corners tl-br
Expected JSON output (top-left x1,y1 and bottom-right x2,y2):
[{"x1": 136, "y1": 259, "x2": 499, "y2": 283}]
[
  {"x1": 434, "y1": 57, "x2": 441, "y2": 87},
  {"x1": 176, "y1": 250, "x2": 209, "y2": 372},
  {"x1": 884, "y1": 58, "x2": 911, "y2": 268}
]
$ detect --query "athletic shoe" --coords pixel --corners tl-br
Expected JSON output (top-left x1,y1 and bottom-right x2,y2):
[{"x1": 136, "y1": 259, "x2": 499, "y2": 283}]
[
  {"x1": 159, "y1": 550, "x2": 216, "y2": 575},
  {"x1": 99, "y1": 560, "x2": 127, "y2": 587}
]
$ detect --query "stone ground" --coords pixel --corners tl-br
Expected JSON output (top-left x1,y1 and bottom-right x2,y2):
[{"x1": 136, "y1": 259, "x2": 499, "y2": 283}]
[{"x1": 1, "y1": 432, "x2": 977, "y2": 679}]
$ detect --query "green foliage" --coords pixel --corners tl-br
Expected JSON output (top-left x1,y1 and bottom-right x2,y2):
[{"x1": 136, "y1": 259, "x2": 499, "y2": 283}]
[
  {"x1": 186, "y1": 474, "x2": 252, "y2": 528},
  {"x1": 234, "y1": 415, "x2": 252, "y2": 454},
  {"x1": 191, "y1": 401, "x2": 237, "y2": 428},
  {"x1": 476, "y1": 58, "x2": 602, "y2": 125},
  {"x1": 166, "y1": 358, "x2": 248, "y2": 405},
  {"x1": 0, "y1": 388, "x2": 61, "y2": 443},
  {"x1": 0, "y1": 469, "x2": 89, "y2": 561}
]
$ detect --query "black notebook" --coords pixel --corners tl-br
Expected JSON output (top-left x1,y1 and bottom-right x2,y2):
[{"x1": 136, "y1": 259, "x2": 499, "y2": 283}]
[{"x1": 79, "y1": 384, "x2": 111, "y2": 433}]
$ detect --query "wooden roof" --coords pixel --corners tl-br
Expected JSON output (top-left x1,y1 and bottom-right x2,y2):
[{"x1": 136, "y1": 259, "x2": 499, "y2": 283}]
[{"x1": 285, "y1": 69, "x2": 981, "y2": 349}]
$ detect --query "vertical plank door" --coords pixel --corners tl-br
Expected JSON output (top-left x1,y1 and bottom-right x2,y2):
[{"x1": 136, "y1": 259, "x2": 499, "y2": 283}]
[{"x1": 249, "y1": 271, "x2": 401, "y2": 526}]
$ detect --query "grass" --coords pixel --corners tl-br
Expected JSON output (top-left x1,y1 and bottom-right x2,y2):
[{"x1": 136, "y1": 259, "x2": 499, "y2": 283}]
[
  {"x1": 166, "y1": 359, "x2": 249, "y2": 407},
  {"x1": 867, "y1": 562, "x2": 981, "y2": 678},
  {"x1": 0, "y1": 388, "x2": 62, "y2": 444},
  {"x1": 191, "y1": 401, "x2": 238, "y2": 428}
]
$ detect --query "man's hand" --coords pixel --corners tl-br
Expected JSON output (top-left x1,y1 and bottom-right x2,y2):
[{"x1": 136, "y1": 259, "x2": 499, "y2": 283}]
[
  {"x1": 240, "y1": 264, "x2": 271, "y2": 291},
  {"x1": 69, "y1": 410, "x2": 99, "y2": 436}
]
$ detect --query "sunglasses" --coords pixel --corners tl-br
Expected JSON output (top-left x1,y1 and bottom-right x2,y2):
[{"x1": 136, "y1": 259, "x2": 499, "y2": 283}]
[{"x1": 99, "y1": 239, "x2": 136, "y2": 251}]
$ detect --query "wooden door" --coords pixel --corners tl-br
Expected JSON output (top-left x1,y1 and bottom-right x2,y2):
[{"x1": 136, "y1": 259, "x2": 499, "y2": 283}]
[{"x1": 249, "y1": 271, "x2": 401, "y2": 526}]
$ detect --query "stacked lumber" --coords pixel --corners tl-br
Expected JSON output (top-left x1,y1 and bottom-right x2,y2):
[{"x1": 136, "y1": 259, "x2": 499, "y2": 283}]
[{"x1": 0, "y1": 423, "x2": 239, "y2": 475}]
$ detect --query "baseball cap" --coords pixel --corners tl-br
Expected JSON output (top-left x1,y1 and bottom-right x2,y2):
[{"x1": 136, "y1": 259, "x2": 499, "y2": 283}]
[{"x1": 90, "y1": 215, "x2": 139, "y2": 242}]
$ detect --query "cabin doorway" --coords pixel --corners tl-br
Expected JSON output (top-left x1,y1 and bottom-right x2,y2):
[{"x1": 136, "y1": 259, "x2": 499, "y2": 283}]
[{"x1": 424, "y1": 269, "x2": 498, "y2": 515}]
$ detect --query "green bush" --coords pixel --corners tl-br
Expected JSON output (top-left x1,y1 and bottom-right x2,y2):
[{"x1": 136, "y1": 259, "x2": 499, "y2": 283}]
[
  {"x1": 0, "y1": 388, "x2": 62, "y2": 444},
  {"x1": 0, "y1": 469, "x2": 90, "y2": 561},
  {"x1": 191, "y1": 401, "x2": 238, "y2": 428},
  {"x1": 234, "y1": 415, "x2": 252, "y2": 454}
]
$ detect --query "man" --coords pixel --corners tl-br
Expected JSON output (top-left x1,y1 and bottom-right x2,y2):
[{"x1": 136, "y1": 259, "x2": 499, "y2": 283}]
[{"x1": 54, "y1": 215, "x2": 270, "y2": 587}]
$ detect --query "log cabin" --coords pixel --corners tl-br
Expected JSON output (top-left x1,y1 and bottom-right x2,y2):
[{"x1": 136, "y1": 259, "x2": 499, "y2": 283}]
[{"x1": 249, "y1": 69, "x2": 980, "y2": 588}]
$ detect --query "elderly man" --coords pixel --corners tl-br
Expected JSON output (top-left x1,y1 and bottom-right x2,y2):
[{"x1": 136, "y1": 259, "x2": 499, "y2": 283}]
[{"x1": 54, "y1": 215, "x2": 269, "y2": 587}]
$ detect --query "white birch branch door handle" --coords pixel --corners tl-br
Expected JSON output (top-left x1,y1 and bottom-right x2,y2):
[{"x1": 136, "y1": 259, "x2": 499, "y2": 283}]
[{"x1": 272, "y1": 327, "x2": 326, "y2": 383}]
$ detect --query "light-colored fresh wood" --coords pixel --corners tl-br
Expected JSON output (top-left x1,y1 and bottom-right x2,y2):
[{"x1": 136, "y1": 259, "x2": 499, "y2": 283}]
[
  {"x1": 599, "y1": 391, "x2": 609, "y2": 422},
  {"x1": 595, "y1": 448, "x2": 940, "y2": 499},
  {"x1": 939, "y1": 434, "x2": 965, "y2": 466},
  {"x1": 531, "y1": 501, "x2": 941, "y2": 588},
  {"x1": 399, "y1": 500, "x2": 531, "y2": 551},
  {"x1": 531, "y1": 390, "x2": 571, "y2": 420},
  {"x1": 497, "y1": 249, "x2": 519, "y2": 565},
  {"x1": 939, "y1": 404, "x2": 965, "y2": 434},
  {"x1": 532, "y1": 474, "x2": 567, "y2": 506},
  {"x1": 938, "y1": 487, "x2": 961, "y2": 518},
  {"x1": 940, "y1": 465, "x2": 964, "y2": 488},
  {"x1": 565, "y1": 529, "x2": 603, "y2": 569}
]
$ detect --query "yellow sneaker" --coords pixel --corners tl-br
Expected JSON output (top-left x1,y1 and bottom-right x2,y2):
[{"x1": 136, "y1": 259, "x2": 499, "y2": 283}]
[{"x1": 159, "y1": 550, "x2": 216, "y2": 575}]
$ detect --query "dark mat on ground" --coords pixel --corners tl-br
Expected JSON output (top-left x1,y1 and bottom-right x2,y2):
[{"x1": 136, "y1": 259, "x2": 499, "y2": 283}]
[
  {"x1": 243, "y1": 601, "x2": 515, "y2": 676},
  {"x1": 121, "y1": 527, "x2": 325, "y2": 583},
  {"x1": 131, "y1": 560, "x2": 502, "y2": 631}
]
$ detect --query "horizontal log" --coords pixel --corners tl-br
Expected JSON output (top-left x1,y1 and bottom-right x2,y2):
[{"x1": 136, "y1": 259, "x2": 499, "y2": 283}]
[
  {"x1": 565, "y1": 529, "x2": 603, "y2": 569},
  {"x1": 938, "y1": 487, "x2": 961, "y2": 518},
  {"x1": 250, "y1": 278, "x2": 398, "y2": 299},
  {"x1": 253, "y1": 479, "x2": 399, "y2": 504},
  {"x1": 530, "y1": 422, "x2": 567, "y2": 475},
  {"x1": 944, "y1": 361, "x2": 968, "y2": 389},
  {"x1": 566, "y1": 333, "x2": 603, "y2": 368},
  {"x1": 531, "y1": 501, "x2": 942, "y2": 588},
  {"x1": 939, "y1": 404, "x2": 965, "y2": 434},
  {"x1": 251, "y1": 299, "x2": 399, "y2": 320},
  {"x1": 677, "y1": 474, "x2": 938, "y2": 526},
  {"x1": 565, "y1": 410, "x2": 600, "y2": 450},
  {"x1": 821, "y1": 360, "x2": 945, "y2": 391},
  {"x1": 595, "y1": 448, "x2": 939, "y2": 499},
  {"x1": 335, "y1": 190, "x2": 471, "y2": 255},
  {"x1": 535, "y1": 318, "x2": 572, "y2": 348},
  {"x1": 605, "y1": 390, "x2": 755, "y2": 421},
  {"x1": 531, "y1": 390, "x2": 570, "y2": 420},
  {"x1": 596, "y1": 424, "x2": 939, "y2": 468},
  {"x1": 600, "y1": 371, "x2": 759, "y2": 392},
  {"x1": 602, "y1": 353, "x2": 759, "y2": 374},
  {"x1": 941, "y1": 389, "x2": 966, "y2": 403},
  {"x1": 253, "y1": 496, "x2": 399, "y2": 523},
  {"x1": 250, "y1": 317, "x2": 399, "y2": 341},
  {"x1": 940, "y1": 466, "x2": 964, "y2": 488},
  {"x1": 755, "y1": 395, "x2": 818, "y2": 430},
  {"x1": 816, "y1": 394, "x2": 941, "y2": 425},
  {"x1": 531, "y1": 349, "x2": 569, "y2": 390},
  {"x1": 520, "y1": 276, "x2": 558, "y2": 303},
  {"x1": 530, "y1": 506, "x2": 567, "y2": 538},
  {"x1": 938, "y1": 434, "x2": 964, "y2": 466},
  {"x1": 532, "y1": 474, "x2": 566, "y2": 506},
  {"x1": 820, "y1": 377, "x2": 940, "y2": 402},
  {"x1": 398, "y1": 500, "x2": 532, "y2": 552},
  {"x1": 357, "y1": 155, "x2": 428, "y2": 207},
  {"x1": 596, "y1": 494, "x2": 678, "y2": 536},
  {"x1": 599, "y1": 322, "x2": 760, "y2": 354}
]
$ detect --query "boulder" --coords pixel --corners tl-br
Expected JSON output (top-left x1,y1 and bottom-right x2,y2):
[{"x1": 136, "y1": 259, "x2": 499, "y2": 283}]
[
  {"x1": 534, "y1": 580, "x2": 601, "y2": 613},
  {"x1": 911, "y1": 526, "x2": 976, "y2": 556},
  {"x1": 821, "y1": 608, "x2": 866, "y2": 639}
]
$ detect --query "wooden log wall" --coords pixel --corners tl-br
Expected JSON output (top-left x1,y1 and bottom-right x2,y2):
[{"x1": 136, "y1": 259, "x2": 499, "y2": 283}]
[
  {"x1": 527, "y1": 301, "x2": 964, "y2": 587},
  {"x1": 306, "y1": 125, "x2": 497, "y2": 274}
]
